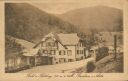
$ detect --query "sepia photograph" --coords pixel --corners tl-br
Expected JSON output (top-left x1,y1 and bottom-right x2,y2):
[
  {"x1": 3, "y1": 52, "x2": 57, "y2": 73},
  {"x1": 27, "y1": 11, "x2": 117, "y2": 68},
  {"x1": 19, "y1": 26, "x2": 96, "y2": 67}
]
[{"x1": 5, "y1": 0, "x2": 124, "y2": 73}]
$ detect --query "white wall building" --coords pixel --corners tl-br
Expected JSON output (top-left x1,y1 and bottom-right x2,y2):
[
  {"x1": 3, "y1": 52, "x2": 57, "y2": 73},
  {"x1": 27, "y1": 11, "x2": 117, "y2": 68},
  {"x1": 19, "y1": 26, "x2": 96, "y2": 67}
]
[{"x1": 34, "y1": 33, "x2": 85, "y2": 64}]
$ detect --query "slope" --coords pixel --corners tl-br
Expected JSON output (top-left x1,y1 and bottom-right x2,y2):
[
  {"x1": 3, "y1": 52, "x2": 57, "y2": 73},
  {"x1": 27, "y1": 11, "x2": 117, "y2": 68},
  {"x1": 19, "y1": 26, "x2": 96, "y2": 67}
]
[
  {"x1": 5, "y1": 3, "x2": 79, "y2": 43},
  {"x1": 58, "y1": 5, "x2": 123, "y2": 33}
]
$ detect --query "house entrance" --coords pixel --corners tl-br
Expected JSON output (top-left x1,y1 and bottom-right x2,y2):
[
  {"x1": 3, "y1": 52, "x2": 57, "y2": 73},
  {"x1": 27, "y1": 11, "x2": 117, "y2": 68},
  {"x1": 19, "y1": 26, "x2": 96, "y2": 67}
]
[{"x1": 29, "y1": 57, "x2": 35, "y2": 67}]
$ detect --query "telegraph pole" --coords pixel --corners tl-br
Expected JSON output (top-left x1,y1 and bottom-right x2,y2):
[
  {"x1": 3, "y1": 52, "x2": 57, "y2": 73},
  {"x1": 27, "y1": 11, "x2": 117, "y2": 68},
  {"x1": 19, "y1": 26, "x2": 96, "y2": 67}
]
[{"x1": 114, "y1": 35, "x2": 117, "y2": 60}]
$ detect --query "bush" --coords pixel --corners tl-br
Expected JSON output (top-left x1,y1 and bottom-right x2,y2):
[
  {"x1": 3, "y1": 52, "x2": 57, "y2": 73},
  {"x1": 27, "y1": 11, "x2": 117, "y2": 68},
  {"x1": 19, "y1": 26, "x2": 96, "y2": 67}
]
[
  {"x1": 86, "y1": 61, "x2": 95, "y2": 72},
  {"x1": 96, "y1": 47, "x2": 109, "y2": 61}
]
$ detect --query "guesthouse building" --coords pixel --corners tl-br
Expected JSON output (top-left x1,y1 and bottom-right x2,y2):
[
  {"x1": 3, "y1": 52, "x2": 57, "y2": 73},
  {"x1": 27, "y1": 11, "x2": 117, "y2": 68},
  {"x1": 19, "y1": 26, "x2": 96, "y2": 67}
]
[{"x1": 34, "y1": 33, "x2": 85, "y2": 65}]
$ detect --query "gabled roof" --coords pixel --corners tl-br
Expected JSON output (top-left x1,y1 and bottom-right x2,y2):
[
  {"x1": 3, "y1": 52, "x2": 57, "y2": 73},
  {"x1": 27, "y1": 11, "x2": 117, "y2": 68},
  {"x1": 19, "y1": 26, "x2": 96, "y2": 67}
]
[
  {"x1": 6, "y1": 35, "x2": 35, "y2": 49},
  {"x1": 34, "y1": 33, "x2": 80, "y2": 48},
  {"x1": 58, "y1": 33, "x2": 80, "y2": 45},
  {"x1": 22, "y1": 48, "x2": 39, "y2": 56},
  {"x1": 42, "y1": 33, "x2": 80, "y2": 45},
  {"x1": 41, "y1": 32, "x2": 56, "y2": 41}
]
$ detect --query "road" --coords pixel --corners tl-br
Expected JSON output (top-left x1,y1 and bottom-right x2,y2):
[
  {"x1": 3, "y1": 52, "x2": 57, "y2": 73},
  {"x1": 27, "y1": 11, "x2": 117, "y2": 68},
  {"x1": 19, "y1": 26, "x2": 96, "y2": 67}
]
[{"x1": 19, "y1": 58, "x2": 94, "y2": 73}]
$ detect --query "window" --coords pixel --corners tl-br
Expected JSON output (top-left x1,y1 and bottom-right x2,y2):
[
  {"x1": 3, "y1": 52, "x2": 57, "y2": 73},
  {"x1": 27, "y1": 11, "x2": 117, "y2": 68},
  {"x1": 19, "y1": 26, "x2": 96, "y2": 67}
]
[
  {"x1": 63, "y1": 51, "x2": 66, "y2": 55},
  {"x1": 77, "y1": 50, "x2": 79, "y2": 54},
  {"x1": 47, "y1": 50, "x2": 51, "y2": 54},
  {"x1": 64, "y1": 59, "x2": 66, "y2": 62},
  {"x1": 80, "y1": 50, "x2": 84, "y2": 54},
  {"x1": 77, "y1": 50, "x2": 82, "y2": 54},
  {"x1": 43, "y1": 50, "x2": 48, "y2": 53},
  {"x1": 46, "y1": 42, "x2": 56, "y2": 47},
  {"x1": 77, "y1": 42, "x2": 83, "y2": 47},
  {"x1": 81, "y1": 50, "x2": 83, "y2": 54},
  {"x1": 67, "y1": 50, "x2": 72, "y2": 56},
  {"x1": 47, "y1": 42, "x2": 51, "y2": 46},
  {"x1": 80, "y1": 43, "x2": 83, "y2": 47},
  {"x1": 59, "y1": 50, "x2": 65, "y2": 55},
  {"x1": 59, "y1": 51, "x2": 61, "y2": 55},
  {"x1": 90, "y1": 50, "x2": 94, "y2": 53},
  {"x1": 51, "y1": 50, "x2": 56, "y2": 55},
  {"x1": 80, "y1": 50, "x2": 81, "y2": 54},
  {"x1": 77, "y1": 50, "x2": 84, "y2": 54},
  {"x1": 68, "y1": 59, "x2": 73, "y2": 62},
  {"x1": 83, "y1": 50, "x2": 84, "y2": 54},
  {"x1": 38, "y1": 49, "x2": 43, "y2": 54}
]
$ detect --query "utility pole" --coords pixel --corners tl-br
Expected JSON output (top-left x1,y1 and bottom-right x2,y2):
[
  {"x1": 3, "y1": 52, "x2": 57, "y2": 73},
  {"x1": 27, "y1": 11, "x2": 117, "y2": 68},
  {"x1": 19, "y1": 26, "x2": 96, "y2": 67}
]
[
  {"x1": 114, "y1": 35, "x2": 117, "y2": 60},
  {"x1": 34, "y1": 55, "x2": 36, "y2": 67}
]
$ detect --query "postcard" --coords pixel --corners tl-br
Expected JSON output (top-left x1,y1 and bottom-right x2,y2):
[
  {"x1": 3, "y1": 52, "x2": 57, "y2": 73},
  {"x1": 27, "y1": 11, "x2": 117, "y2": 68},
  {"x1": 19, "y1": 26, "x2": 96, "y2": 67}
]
[{"x1": 0, "y1": 0, "x2": 128, "y2": 81}]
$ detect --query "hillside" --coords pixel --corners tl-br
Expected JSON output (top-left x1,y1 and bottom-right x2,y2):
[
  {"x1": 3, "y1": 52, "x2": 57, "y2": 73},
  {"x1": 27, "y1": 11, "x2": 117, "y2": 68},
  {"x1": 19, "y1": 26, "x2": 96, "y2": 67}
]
[
  {"x1": 93, "y1": 54, "x2": 123, "y2": 73},
  {"x1": 72, "y1": 54, "x2": 123, "y2": 73},
  {"x1": 58, "y1": 6, "x2": 123, "y2": 33},
  {"x1": 5, "y1": 3, "x2": 79, "y2": 43}
]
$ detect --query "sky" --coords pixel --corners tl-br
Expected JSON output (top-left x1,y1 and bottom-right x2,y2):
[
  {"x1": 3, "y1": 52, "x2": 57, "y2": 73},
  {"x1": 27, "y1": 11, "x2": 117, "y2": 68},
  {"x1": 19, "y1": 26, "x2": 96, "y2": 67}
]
[{"x1": 29, "y1": 0, "x2": 124, "y2": 14}]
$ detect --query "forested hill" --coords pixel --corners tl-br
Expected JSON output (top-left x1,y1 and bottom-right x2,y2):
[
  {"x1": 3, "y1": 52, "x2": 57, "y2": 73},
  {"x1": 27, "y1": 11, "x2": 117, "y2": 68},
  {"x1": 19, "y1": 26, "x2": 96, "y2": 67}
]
[
  {"x1": 5, "y1": 3, "x2": 79, "y2": 43},
  {"x1": 58, "y1": 5, "x2": 123, "y2": 33}
]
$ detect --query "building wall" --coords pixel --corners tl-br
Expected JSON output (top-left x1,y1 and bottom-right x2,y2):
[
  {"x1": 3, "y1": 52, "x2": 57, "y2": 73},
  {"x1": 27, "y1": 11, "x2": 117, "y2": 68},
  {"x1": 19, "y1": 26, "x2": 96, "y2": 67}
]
[
  {"x1": 54, "y1": 43, "x2": 78, "y2": 63},
  {"x1": 5, "y1": 56, "x2": 29, "y2": 72},
  {"x1": 55, "y1": 42, "x2": 67, "y2": 58},
  {"x1": 66, "y1": 45, "x2": 76, "y2": 61},
  {"x1": 5, "y1": 57, "x2": 22, "y2": 70},
  {"x1": 75, "y1": 42, "x2": 85, "y2": 60},
  {"x1": 37, "y1": 34, "x2": 86, "y2": 64},
  {"x1": 39, "y1": 39, "x2": 67, "y2": 64}
]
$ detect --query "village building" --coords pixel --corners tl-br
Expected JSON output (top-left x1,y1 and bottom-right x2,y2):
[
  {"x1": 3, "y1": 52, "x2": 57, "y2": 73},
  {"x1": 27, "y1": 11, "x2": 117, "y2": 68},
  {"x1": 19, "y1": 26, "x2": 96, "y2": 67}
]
[
  {"x1": 87, "y1": 31, "x2": 123, "y2": 62},
  {"x1": 5, "y1": 51, "x2": 33, "y2": 73},
  {"x1": 22, "y1": 48, "x2": 39, "y2": 66},
  {"x1": 90, "y1": 46, "x2": 98, "y2": 59},
  {"x1": 5, "y1": 36, "x2": 36, "y2": 72},
  {"x1": 34, "y1": 33, "x2": 86, "y2": 65}
]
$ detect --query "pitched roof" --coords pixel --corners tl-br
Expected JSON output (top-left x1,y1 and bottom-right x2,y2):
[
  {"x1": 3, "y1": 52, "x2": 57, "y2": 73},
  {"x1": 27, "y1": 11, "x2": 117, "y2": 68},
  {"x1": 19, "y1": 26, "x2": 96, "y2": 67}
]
[
  {"x1": 6, "y1": 35, "x2": 36, "y2": 58},
  {"x1": 22, "y1": 48, "x2": 39, "y2": 56},
  {"x1": 41, "y1": 33, "x2": 80, "y2": 45},
  {"x1": 57, "y1": 33, "x2": 80, "y2": 45},
  {"x1": 6, "y1": 35, "x2": 35, "y2": 49},
  {"x1": 34, "y1": 33, "x2": 80, "y2": 48},
  {"x1": 41, "y1": 32, "x2": 56, "y2": 41}
]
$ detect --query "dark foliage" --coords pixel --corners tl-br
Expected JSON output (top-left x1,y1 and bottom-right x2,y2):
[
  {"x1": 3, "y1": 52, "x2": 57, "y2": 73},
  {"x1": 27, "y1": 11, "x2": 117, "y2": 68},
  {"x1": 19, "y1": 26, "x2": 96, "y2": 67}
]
[
  {"x1": 96, "y1": 47, "x2": 109, "y2": 61},
  {"x1": 5, "y1": 35, "x2": 24, "y2": 53},
  {"x1": 93, "y1": 53, "x2": 123, "y2": 73},
  {"x1": 86, "y1": 61, "x2": 96, "y2": 72}
]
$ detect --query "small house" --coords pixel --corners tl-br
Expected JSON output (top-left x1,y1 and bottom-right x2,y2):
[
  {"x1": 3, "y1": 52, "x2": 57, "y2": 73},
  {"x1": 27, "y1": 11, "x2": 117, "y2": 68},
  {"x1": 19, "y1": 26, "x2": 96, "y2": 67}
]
[{"x1": 22, "y1": 48, "x2": 39, "y2": 67}]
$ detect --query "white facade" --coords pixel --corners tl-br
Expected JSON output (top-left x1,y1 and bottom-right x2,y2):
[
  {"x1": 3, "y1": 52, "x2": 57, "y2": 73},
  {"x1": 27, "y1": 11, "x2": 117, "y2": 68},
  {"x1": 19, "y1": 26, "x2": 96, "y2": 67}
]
[{"x1": 35, "y1": 33, "x2": 85, "y2": 64}]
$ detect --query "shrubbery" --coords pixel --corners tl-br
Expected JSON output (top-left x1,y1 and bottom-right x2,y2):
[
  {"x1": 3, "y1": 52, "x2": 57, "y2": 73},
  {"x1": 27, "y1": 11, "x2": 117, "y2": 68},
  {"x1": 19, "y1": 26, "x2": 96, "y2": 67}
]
[
  {"x1": 96, "y1": 47, "x2": 109, "y2": 61},
  {"x1": 86, "y1": 61, "x2": 96, "y2": 72}
]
